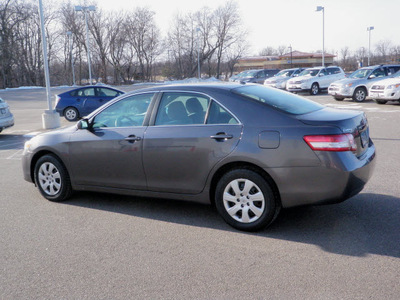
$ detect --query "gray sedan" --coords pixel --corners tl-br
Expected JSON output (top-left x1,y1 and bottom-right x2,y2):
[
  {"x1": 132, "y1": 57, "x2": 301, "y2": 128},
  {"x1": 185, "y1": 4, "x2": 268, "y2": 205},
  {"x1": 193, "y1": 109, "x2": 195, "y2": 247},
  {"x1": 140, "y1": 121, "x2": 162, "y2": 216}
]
[{"x1": 22, "y1": 84, "x2": 376, "y2": 231}]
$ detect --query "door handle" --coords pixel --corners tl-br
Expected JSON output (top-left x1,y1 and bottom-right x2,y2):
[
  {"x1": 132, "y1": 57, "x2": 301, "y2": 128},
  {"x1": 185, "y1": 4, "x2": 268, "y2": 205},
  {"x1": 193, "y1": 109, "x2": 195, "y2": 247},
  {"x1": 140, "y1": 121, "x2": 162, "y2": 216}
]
[
  {"x1": 210, "y1": 133, "x2": 233, "y2": 141},
  {"x1": 124, "y1": 135, "x2": 142, "y2": 143}
]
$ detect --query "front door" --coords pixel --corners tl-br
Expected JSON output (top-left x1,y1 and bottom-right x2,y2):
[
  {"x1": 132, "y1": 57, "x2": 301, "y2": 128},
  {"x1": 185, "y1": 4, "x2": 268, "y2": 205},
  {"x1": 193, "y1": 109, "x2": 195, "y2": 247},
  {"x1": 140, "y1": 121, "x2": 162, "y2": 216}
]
[{"x1": 68, "y1": 92, "x2": 155, "y2": 190}]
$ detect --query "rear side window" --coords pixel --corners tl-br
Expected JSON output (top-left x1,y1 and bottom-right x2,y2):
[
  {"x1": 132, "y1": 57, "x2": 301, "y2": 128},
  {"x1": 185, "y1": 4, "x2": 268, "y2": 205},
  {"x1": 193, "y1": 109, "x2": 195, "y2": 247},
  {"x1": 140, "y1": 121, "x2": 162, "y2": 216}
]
[
  {"x1": 233, "y1": 85, "x2": 323, "y2": 115},
  {"x1": 327, "y1": 67, "x2": 341, "y2": 75}
]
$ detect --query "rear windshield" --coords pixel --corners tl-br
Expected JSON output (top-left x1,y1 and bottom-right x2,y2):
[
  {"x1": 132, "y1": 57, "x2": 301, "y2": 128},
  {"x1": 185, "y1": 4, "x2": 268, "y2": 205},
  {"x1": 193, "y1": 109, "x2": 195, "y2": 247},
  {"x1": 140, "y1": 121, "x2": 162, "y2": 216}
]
[{"x1": 233, "y1": 85, "x2": 323, "y2": 115}]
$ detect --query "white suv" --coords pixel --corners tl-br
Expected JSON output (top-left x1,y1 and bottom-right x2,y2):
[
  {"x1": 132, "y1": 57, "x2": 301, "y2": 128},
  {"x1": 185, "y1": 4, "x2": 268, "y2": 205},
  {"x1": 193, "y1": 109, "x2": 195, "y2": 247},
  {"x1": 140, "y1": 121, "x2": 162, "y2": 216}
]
[{"x1": 286, "y1": 66, "x2": 345, "y2": 95}]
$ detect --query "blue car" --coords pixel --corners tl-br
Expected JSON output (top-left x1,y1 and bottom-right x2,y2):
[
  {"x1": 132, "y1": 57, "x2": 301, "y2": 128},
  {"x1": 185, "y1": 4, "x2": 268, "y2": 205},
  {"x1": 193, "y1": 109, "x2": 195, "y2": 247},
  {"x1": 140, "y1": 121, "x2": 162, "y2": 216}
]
[{"x1": 55, "y1": 86, "x2": 124, "y2": 121}]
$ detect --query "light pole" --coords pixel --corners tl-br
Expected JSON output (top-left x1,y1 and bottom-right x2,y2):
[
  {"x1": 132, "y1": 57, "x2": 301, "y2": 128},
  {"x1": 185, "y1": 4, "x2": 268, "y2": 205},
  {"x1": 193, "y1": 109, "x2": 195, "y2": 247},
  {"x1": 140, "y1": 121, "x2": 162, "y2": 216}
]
[
  {"x1": 38, "y1": 0, "x2": 60, "y2": 129},
  {"x1": 196, "y1": 27, "x2": 201, "y2": 79},
  {"x1": 367, "y1": 26, "x2": 374, "y2": 66},
  {"x1": 75, "y1": 5, "x2": 96, "y2": 85},
  {"x1": 316, "y1": 6, "x2": 325, "y2": 67},
  {"x1": 66, "y1": 31, "x2": 76, "y2": 86},
  {"x1": 288, "y1": 45, "x2": 293, "y2": 68}
]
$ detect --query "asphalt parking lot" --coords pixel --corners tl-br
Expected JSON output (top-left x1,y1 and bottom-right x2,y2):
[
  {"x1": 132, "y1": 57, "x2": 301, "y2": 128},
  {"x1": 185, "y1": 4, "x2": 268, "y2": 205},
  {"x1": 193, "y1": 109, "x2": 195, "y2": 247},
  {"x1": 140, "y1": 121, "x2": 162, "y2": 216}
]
[{"x1": 0, "y1": 85, "x2": 399, "y2": 299}]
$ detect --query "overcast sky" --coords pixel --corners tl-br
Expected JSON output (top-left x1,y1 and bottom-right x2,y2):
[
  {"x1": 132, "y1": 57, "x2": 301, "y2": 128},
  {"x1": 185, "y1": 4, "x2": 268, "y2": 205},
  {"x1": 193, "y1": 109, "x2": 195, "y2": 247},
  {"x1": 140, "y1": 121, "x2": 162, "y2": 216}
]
[{"x1": 66, "y1": 0, "x2": 400, "y2": 58}]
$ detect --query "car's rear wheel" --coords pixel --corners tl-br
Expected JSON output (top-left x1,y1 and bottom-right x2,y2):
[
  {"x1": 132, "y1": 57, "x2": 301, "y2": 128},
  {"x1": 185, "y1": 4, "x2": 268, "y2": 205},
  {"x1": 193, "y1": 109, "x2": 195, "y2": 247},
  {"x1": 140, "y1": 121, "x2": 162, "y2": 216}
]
[
  {"x1": 375, "y1": 99, "x2": 387, "y2": 105},
  {"x1": 215, "y1": 169, "x2": 278, "y2": 231},
  {"x1": 34, "y1": 154, "x2": 72, "y2": 202},
  {"x1": 310, "y1": 83, "x2": 319, "y2": 95},
  {"x1": 64, "y1": 107, "x2": 79, "y2": 121},
  {"x1": 352, "y1": 87, "x2": 367, "y2": 102}
]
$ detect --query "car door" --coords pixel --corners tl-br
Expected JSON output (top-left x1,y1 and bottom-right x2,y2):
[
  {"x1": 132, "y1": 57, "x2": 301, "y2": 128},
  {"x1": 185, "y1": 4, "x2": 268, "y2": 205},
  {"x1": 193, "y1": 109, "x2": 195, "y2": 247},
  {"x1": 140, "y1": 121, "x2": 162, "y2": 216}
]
[
  {"x1": 318, "y1": 68, "x2": 329, "y2": 88},
  {"x1": 68, "y1": 92, "x2": 155, "y2": 190},
  {"x1": 143, "y1": 92, "x2": 242, "y2": 194}
]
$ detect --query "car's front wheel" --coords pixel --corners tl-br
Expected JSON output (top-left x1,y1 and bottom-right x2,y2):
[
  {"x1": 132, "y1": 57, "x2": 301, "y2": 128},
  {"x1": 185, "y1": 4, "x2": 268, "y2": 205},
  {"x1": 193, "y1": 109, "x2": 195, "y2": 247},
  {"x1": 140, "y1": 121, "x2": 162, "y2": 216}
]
[
  {"x1": 215, "y1": 169, "x2": 278, "y2": 231},
  {"x1": 310, "y1": 83, "x2": 320, "y2": 95},
  {"x1": 64, "y1": 107, "x2": 79, "y2": 121},
  {"x1": 34, "y1": 154, "x2": 72, "y2": 202},
  {"x1": 352, "y1": 87, "x2": 367, "y2": 102}
]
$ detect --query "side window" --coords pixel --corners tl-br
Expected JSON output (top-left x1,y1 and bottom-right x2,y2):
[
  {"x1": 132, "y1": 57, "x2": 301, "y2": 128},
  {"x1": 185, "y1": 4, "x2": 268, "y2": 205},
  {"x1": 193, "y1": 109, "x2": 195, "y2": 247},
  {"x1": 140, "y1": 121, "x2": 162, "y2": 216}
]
[
  {"x1": 386, "y1": 66, "x2": 400, "y2": 76},
  {"x1": 97, "y1": 88, "x2": 119, "y2": 97},
  {"x1": 319, "y1": 69, "x2": 327, "y2": 76},
  {"x1": 92, "y1": 93, "x2": 154, "y2": 128},
  {"x1": 327, "y1": 67, "x2": 339, "y2": 75},
  {"x1": 83, "y1": 88, "x2": 95, "y2": 97},
  {"x1": 371, "y1": 68, "x2": 385, "y2": 78},
  {"x1": 155, "y1": 92, "x2": 210, "y2": 126},
  {"x1": 206, "y1": 101, "x2": 238, "y2": 125}
]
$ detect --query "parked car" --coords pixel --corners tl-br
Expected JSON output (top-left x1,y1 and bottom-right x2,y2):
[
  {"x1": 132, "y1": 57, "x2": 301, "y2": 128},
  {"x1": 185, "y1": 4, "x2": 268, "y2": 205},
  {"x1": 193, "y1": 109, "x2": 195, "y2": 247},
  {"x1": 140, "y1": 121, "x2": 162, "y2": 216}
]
[
  {"x1": 264, "y1": 68, "x2": 305, "y2": 89},
  {"x1": 287, "y1": 66, "x2": 345, "y2": 95},
  {"x1": 229, "y1": 70, "x2": 253, "y2": 82},
  {"x1": 55, "y1": 86, "x2": 125, "y2": 121},
  {"x1": 238, "y1": 69, "x2": 280, "y2": 84},
  {"x1": 328, "y1": 64, "x2": 400, "y2": 102},
  {"x1": 22, "y1": 83, "x2": 376, "y2": 231},
  {"x1": 0, "y1": 97, "x2": 14, "y2": 133},
  {"x1": 369, "y1": 70, "x2": 400, "y2": 104}
]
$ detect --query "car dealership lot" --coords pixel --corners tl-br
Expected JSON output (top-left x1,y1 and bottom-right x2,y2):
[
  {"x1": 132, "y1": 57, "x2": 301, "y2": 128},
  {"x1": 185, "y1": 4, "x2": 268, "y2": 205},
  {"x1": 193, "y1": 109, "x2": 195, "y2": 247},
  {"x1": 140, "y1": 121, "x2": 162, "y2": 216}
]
[{"x1": 0, "y1": 86, "x2": 399, "y2": 299}]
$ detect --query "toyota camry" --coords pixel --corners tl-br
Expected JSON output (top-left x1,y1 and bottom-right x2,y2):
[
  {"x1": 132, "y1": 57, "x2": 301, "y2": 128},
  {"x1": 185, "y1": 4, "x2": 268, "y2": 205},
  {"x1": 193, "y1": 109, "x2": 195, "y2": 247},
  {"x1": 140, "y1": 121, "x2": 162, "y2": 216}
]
[{"x1": 22, "y1": 83, "x2": 376, "y2": 231}]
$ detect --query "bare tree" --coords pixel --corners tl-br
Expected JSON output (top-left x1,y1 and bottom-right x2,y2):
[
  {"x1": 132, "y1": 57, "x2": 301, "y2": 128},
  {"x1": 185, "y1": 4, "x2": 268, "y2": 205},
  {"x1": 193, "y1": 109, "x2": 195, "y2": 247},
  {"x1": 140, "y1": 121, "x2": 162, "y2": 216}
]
[
  {"x1": 375, "y1": 40, "x2": 392, "y2": 63},
  {"x1": 213, "y1": 1, "x2": 242, "y2": 79}
]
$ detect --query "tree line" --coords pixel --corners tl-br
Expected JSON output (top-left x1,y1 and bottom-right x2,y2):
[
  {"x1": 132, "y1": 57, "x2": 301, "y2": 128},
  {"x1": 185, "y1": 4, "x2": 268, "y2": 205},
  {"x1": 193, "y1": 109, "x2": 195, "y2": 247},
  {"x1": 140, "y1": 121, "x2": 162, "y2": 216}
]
[{"x1": 0, "y1": 0, "x2": 247, "y2": 88}]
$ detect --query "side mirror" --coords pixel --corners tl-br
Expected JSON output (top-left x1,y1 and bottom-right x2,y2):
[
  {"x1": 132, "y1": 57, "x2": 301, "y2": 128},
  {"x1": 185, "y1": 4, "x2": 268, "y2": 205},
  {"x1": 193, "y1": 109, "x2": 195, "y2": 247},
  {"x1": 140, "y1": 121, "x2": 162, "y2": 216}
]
[
  {"x1": 319, "y1": 73, "x2": 325, "y2": 77},
  {"x1": 368, "y1": 74, "x2": 376, "y2": 79},
  {"x1": 77, "y1": 118, "x2": 90, "y2": 130}
]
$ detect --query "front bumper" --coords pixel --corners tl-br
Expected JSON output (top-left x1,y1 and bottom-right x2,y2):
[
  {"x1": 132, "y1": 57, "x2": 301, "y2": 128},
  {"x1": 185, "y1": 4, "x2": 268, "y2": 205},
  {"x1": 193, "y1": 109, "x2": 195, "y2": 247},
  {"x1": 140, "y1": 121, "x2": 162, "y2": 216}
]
[
  {"x1": 268, "y1": 141, "x2": 376, "y2": 208},
  {"x1": 286, "y1": 82, "x2": 309, "y2": 92},
  {"x1": 328, "y1": 86, "x2": 354, "y2": 98},
  {"x1": 369, "y1": 89, "x2": 400, "y2": 100}
]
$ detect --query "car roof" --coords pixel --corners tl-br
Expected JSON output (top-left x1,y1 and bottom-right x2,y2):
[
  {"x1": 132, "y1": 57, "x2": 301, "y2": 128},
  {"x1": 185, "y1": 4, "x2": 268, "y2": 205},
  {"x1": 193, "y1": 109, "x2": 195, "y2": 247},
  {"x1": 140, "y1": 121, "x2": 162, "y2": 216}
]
[{"x1": 126, "y1": 83, "x2": 244, "y2": 95}]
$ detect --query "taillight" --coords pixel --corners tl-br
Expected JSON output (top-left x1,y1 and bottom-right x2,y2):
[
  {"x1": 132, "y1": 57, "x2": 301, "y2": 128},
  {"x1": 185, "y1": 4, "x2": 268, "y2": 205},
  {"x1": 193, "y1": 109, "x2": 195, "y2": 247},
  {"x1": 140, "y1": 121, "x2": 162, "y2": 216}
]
[
  {"x1": 54, "y1": 95, "x2": 61, "y2": 107},
  {"x1": 303, "y1": 134, "x2": 357, "y2": 152}
]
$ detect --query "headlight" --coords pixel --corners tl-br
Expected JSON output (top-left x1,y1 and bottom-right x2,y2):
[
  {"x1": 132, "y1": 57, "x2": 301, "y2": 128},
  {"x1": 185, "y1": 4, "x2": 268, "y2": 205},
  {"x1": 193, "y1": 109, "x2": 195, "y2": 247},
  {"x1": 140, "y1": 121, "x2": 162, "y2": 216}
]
[
  {"x1": 344, "y1": 83, "x2": 353, "y2": 88},
  {"x1": 387, "y1": 83, "x2": 400, "y2": 89},
  {"x1": 24, "y1": 142, "x2": 32, "y2": 151}
]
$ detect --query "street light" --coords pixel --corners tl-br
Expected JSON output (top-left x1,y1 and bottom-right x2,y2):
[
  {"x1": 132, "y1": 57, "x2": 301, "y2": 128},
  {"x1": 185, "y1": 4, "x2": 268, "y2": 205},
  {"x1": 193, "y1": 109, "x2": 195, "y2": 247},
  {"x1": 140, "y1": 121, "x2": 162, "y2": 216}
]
[
  {"x1": 75, "y1": 5, "x2": 96, "y2": 85},
  {"x1": 367, "y1": 26, "x2": 374, "y2": 66},
  {"x1": 288, "y1": 45, "x2": 293, "y2": 68},
  {"x1": 196, "y1": 27, "x2": 201, "y2": 79},
  {"x1": 316, "y1": 6, "x2": 325, "y2": 67},
  {"x1": 66, "y1": 31, "x2": 76, "y2": 86}
]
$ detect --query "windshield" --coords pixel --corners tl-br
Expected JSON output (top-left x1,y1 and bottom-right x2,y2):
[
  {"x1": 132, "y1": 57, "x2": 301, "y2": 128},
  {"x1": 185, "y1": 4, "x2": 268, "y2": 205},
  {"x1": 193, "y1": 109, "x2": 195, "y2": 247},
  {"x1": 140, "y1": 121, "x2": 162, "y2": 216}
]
[
  {"x1": 233, "y1": 85, "x2": 323, "y2": 115},
  {"x1": 298, "y1": 69, "x2": 319, "y2": 77},
  {"x1": 275, "y1": 70, "x2": 294, "y2": 77},
  {"x1": 349, "y1": 68, "x2": 371, "y2": 79}
]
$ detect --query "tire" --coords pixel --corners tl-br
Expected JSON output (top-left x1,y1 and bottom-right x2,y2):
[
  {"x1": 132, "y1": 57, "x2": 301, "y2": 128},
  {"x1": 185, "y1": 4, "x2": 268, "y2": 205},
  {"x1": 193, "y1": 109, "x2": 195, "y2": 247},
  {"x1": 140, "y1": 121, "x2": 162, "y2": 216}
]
[
  {"x1": 34, "y1": 154, "x2": 72, "y2": 202},
  {"x1": 310, "y1": 83, "x2": 319, "y2": 95},
  {"x1": 334, "y1": 96, "x2": 344, "y2": 101},
  {"x1": 64, "y1": 107, "x2": 79, "y2": 121},
  {"x1": 215, "y1": 169, "x2": 278, "y2": 231},
  {"x1": 375, "y1": 99, "x2": 387, "y2": 105},
  {"x1": 352, "y1": 87, "x2": 367, "y2": 102}
]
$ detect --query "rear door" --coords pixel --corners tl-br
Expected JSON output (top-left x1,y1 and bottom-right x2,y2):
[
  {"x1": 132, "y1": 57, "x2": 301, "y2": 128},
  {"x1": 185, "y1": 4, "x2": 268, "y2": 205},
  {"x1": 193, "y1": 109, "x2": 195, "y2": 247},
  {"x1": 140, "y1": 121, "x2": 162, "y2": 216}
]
[{"x1": 143, "y1": 92, "x2": 242, "y2": 194}]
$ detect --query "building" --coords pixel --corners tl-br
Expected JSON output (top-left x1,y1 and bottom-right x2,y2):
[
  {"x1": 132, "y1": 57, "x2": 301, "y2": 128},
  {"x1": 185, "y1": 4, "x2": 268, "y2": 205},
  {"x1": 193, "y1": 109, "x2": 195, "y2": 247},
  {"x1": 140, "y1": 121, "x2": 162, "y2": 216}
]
[{"x1": 235, "y1": 51, "x2": 336, "y2": 72}]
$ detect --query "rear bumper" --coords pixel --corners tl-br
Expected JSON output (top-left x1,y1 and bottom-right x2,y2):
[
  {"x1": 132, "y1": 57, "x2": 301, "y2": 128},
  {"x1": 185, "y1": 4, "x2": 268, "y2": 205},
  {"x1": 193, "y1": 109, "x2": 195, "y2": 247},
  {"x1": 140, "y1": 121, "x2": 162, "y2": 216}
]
[
  {"x1": 268, "y1": 142, "x2": 376, "y2": 208},
  {"x1": 0, "y1": 114, "x2": 14, "y2": 130}
]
